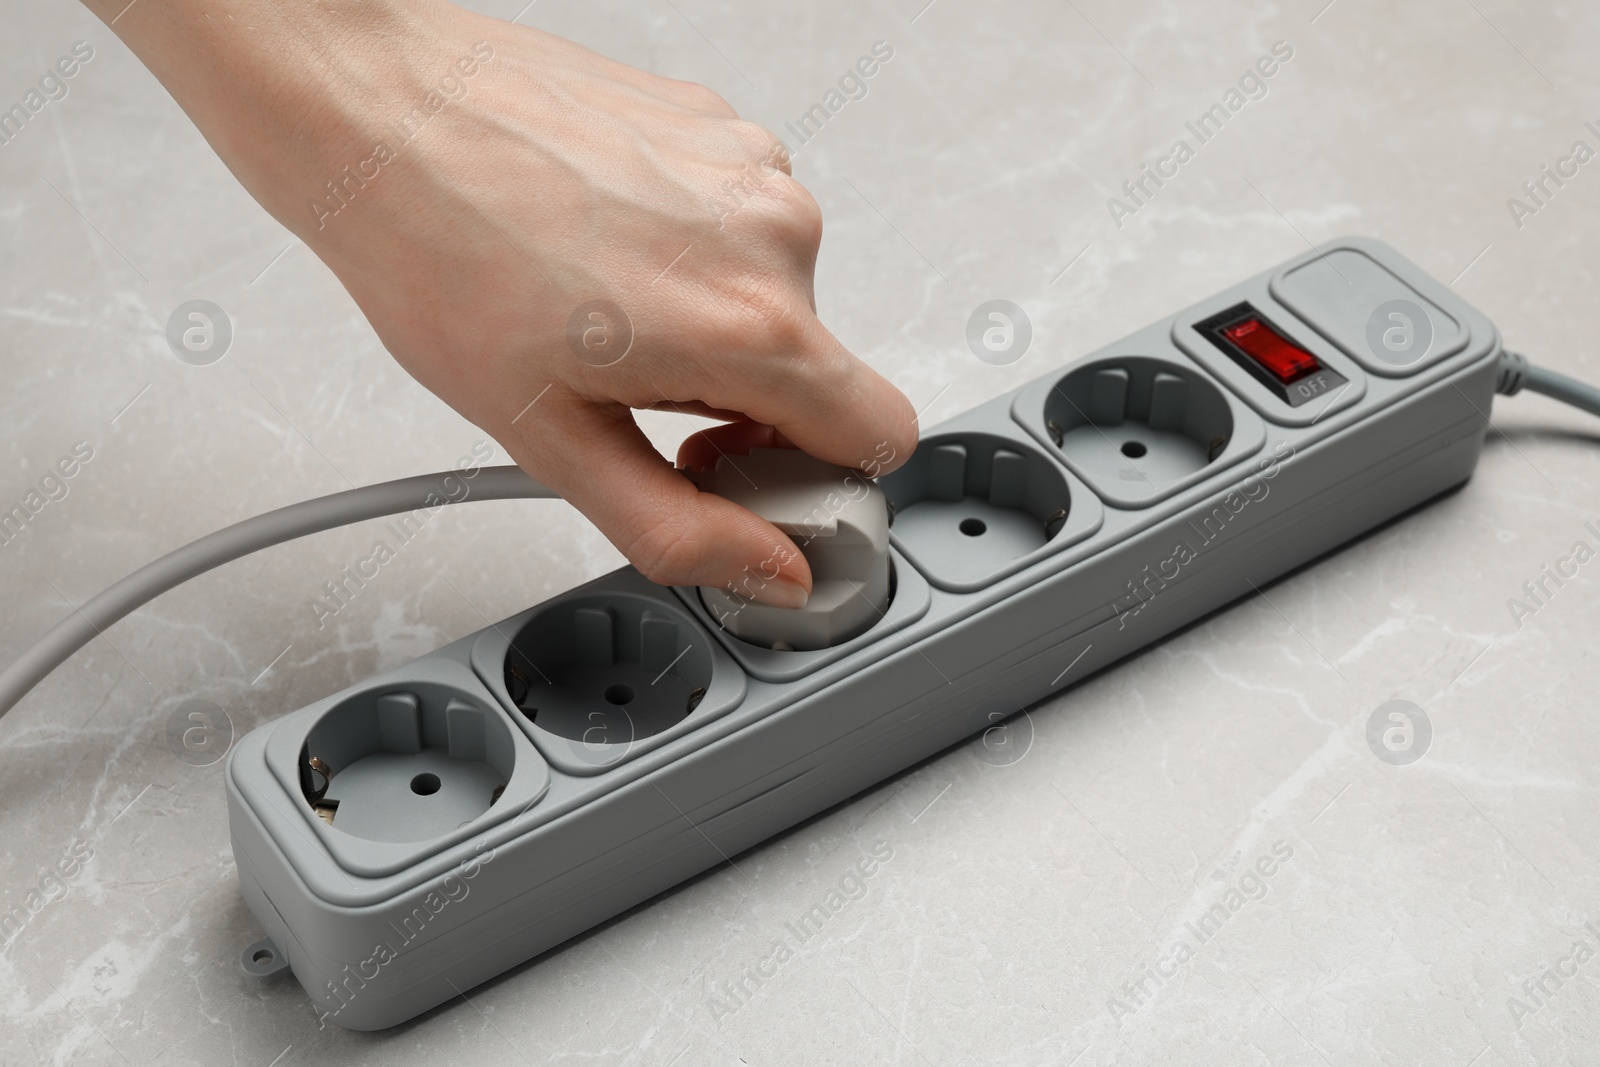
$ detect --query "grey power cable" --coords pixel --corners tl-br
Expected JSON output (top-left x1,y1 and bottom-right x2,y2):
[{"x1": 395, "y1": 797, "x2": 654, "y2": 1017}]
[
  {"x1": 0, "y1": 466, "x2": 557, "y2": 721},
  {"x1": 1497, "y1": 350, "x2": 1600, "y2": 418}
]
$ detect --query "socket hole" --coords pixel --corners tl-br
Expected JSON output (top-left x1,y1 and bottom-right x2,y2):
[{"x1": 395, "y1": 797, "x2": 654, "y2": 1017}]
[
  {"x1": 879, "y1": 432, "x2": 1072, "y2": 591},
  {"x1": 504, "y1": 594, "x2": 714, "y2": 751},
  {"x1": 301, "y1": 685, "x2": 514, "y2": 843},
  {"x1": 252, "y1": 949, "x2": 274, "y2": 966},
  {"x1": 1043, "y1": 356, "x2": 1236, "y2": 507}
]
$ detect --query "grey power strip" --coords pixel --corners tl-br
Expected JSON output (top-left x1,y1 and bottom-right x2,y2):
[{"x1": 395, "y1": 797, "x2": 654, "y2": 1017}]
[{"x1": 226, "y1": 237, "x2": 1500, "y2": 1029}]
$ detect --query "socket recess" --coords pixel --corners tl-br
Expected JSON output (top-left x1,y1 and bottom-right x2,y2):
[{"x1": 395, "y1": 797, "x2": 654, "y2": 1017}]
[
  {"x1": 301, "y1": 685, "x2": 513, "y2": 844},
  {"x1": 1014, "y1": 343, "x2": 1268, "y2": 509},
  {"x1": 470, "y1": 569, "x2": 747, "y2": 775},
  {"x1": 878, "y1": 423, "x2": 1102, "y2": 592},
  {"x1": 260, "y1": 652, "x2": 551, "y2": 878}
]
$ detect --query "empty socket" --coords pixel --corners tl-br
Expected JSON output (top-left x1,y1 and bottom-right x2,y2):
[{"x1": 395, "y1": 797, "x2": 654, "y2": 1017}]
[
  {"x1": 502, "y1": 593, "x2": 714, "y2": 767},
  {"x1": 299, "y1": 683, "x2": 517, "y2": 845},
  {"x1": 471, "y1": 572, "x2": 747, "y2": 776},
  {"x1": 878, "y1": 432, "x2": 1072, "y2": 592},
  {"x1": 1043, "y1": 357, "x2": 1234, "y2": 507}
]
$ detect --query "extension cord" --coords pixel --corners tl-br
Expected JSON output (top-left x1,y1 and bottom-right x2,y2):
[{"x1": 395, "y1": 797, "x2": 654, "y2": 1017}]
[{"x1": 219, "y1": 237, "x2": 1514, "y2": 1028}]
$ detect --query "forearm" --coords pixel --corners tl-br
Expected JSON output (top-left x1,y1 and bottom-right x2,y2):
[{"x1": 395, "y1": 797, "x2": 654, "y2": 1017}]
[{"x1": 79, "y1": 0, "x2": 452, "y2": 237}]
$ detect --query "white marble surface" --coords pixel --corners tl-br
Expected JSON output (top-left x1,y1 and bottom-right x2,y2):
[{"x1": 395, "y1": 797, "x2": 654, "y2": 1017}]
[{"x1": 4, "y1": 0, "x2": 1600, "y2": 1063}]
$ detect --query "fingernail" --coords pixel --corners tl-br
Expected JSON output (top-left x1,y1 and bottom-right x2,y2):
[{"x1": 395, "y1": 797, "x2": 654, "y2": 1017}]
[{"x1": 749, "y1": 576, "x2": 809, "y2": 610}]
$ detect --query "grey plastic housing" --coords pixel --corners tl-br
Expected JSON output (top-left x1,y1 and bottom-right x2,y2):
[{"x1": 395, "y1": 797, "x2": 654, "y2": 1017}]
[{"x1": 226, "y1": 237, "x2": 1503, "y2": 1029}]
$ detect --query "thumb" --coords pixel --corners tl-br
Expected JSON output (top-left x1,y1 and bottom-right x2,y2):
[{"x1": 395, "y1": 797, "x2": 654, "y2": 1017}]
[{"x1": 504, "y1": 398, "x2": 813, "y2": 608}]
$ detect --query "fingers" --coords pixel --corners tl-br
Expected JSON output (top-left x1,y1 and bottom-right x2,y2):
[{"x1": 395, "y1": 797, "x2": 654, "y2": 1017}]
[
  {"x1": 612, "y1": 313, "x2": 915, "y2": 483},
  {"x1": 588, "y1": 185, "x2": 916, "y2": 477},
  {"x1": 692, "y1": 313, "x2": 918, "y2": 480},
  {"x1": 504, "y1": 396, "x2": 813, "y2": 607},
  {"x1": 644, "y1": 398, "x2": 748, "y2": 422},
  {"x1": 591, "y1": 243, "x2": 915, "y2": 482},
  {"x1": 650, "y1": 172, "x2": 914, "y2": 476}
]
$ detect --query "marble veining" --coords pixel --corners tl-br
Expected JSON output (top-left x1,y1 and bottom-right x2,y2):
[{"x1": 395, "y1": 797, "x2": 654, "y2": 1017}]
[{"x1": 3, "y1": 0, "x2": 1600, "y2": 1064}]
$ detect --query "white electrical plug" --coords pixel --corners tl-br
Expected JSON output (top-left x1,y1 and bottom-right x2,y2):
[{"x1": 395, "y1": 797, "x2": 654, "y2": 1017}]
[{"x1": 689, "y1": 448, "x2": 890, "y2": 651}]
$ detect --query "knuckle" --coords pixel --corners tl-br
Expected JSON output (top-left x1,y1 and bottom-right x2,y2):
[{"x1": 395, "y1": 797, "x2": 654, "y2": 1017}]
[
  {"x1": 723, "y1": 172, "x2": 821, "y2": 250},
  {"x1": 726, "y1": 119, "x2": 784, "y2": 161},
  {"x1": 763, "y1": 178, "x2": 823, "y2": 245},
  {"x1": 718, "y1": 277, "x2": 812, "y2": 356},
  {"x1": 674, "y1": 79, "x2": 736, "y2": 116}
]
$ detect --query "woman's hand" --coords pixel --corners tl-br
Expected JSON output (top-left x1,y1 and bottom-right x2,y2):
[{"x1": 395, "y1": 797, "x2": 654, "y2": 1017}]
[{"x1": 89, "y1": 0, "x2": 916, "y2": 606}]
